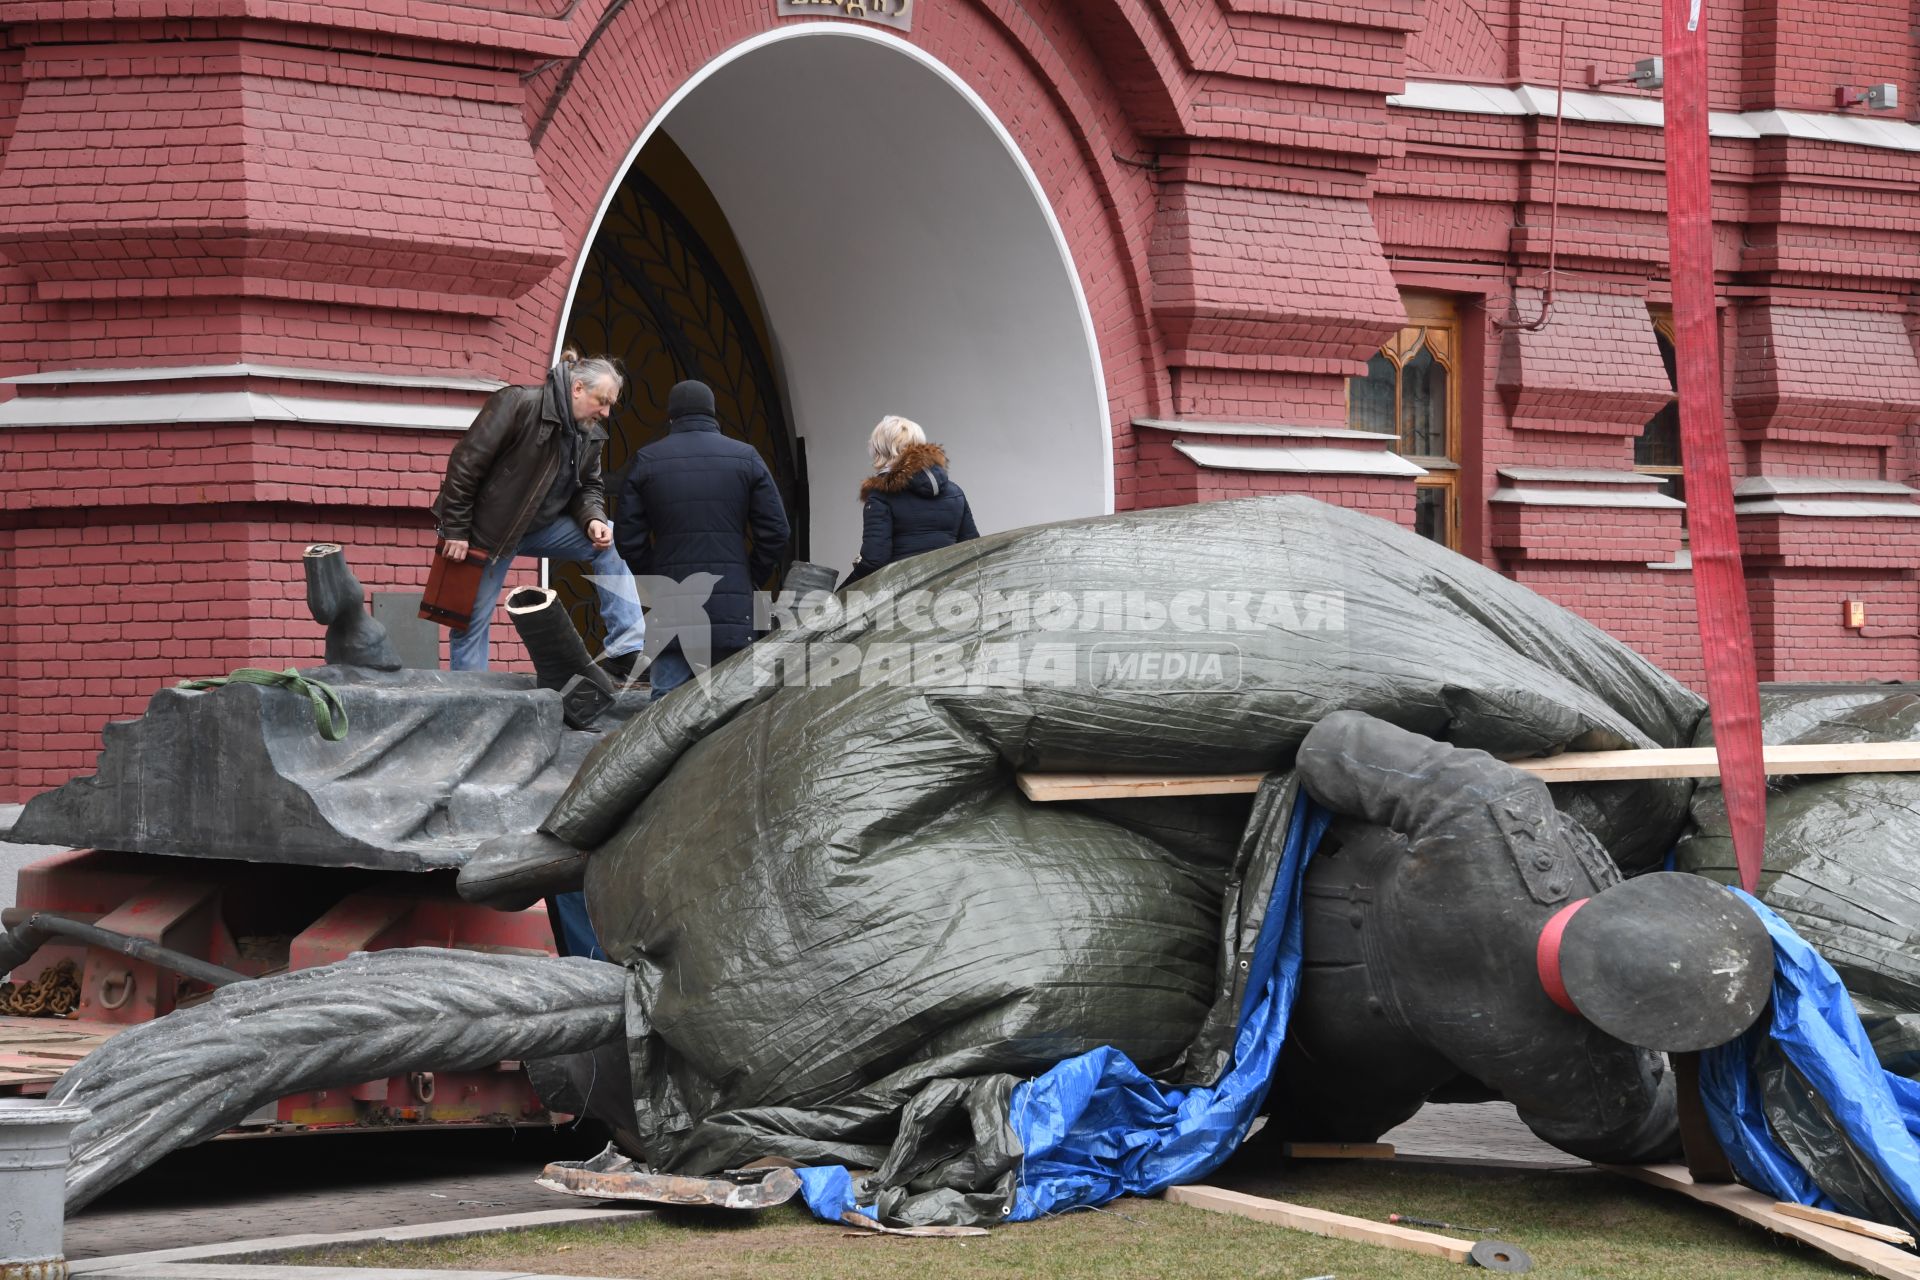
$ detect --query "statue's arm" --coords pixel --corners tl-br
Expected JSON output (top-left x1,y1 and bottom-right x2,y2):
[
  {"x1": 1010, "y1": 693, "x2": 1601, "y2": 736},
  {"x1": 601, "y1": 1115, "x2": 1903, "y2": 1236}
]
[{"x1": 1295, "y1": 709, "x2": 1549, "y2": 855}]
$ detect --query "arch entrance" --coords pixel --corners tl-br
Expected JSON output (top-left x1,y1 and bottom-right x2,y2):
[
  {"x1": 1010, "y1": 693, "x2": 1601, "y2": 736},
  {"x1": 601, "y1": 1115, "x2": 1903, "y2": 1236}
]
[{"x1": 554, "y1": 27, "x2": 1109, "y2": 639}]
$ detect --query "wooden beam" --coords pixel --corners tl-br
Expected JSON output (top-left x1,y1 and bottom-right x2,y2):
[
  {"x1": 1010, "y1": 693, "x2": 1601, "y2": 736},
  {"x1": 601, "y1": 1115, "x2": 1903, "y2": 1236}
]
[
  {"x1": 1606, "y1": 1164, "x2": 1920, "y2": 1280},
  {"x1": 1515, "y1": 742, "x2": 1920, "y2": 783},
  {"x1": 1017, "y1": 772, "x2": 1266, "y2": 802},
  {"x1": 1018, "y1": 741, "x2": 1920, "y2": 803},
  {"x1": 1163, "y1": 1184, "x2": 1473, "y2": 1264},
  {"x1": 1773, "y1": 1202, "x2": 1916, "y2": 1249}
]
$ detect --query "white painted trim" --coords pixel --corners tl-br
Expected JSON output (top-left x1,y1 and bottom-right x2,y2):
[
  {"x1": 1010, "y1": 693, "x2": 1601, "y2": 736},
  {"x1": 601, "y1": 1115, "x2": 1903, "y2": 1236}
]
[
  {"x1": 0, "y1": 391, "x2": 477, "y2": 432},
  {"x1": 1173, "y1": 440, "x2": 1428, "y2": 478},
  {"x1": 1497, "y1": 465, "x2": 1674, "y2": 487},
  {"x1": 1135, "y1": 418, "x2": 1390, "y2": 443},
  {"x1": 5, "y1": 363, "x2": 505, "y2": 392},
  {"x1": 550, "y1": 23, "x2": 1113, "y2": 514},
  {"x1": 1490, "y1": 485, "x2": 1684, "y2": 509},
  {"x1": 1735, "y1": 498, "x2": 1920, "y2": 518},
  {"x1": 1390, "y1": 80, "x2": 1920, "y2": 154},
  {"x1": 1735, "y1": 475, "x2": 1918, "y2": 498}
]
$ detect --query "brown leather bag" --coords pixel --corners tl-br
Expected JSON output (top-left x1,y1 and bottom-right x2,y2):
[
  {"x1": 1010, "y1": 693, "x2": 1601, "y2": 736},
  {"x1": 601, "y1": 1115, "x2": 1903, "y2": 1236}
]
[{"x1": 419, "y1": 542, "x2": 492, "y2": 629}]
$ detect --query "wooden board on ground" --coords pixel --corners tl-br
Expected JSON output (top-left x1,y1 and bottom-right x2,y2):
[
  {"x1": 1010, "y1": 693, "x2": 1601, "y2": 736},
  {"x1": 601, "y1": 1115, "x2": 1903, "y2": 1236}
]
[
  {"x1": 1017, "y1": 741, "x2": 1920, "y2": 803},
  {"x1": 1605, "y1": 1163, "x2": 1920, "y2": 1280},
  {"x1": 1163, "y1": 1184, "x2": 1474, "y2": 1264},
  {"x1": 1774, "y1": 1202, "x2": 1916, "y2": 1249},
  {"x1": 0, "y1": 1015, "x2": 124, "y2": 1095}
]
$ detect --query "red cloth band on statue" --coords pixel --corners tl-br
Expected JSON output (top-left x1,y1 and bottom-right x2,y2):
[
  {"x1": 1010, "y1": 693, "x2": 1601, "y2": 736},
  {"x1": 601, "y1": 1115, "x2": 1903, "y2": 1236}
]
[{"x1": 1535, "y1": 897, "x2": 1592, "y2": 1016}]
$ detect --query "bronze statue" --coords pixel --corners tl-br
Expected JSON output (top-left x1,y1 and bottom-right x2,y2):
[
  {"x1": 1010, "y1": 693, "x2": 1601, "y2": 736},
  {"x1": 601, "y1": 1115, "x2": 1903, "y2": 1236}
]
[{"x1": 1281, "y1": 711, "x2": 1772, "y2": 1163}]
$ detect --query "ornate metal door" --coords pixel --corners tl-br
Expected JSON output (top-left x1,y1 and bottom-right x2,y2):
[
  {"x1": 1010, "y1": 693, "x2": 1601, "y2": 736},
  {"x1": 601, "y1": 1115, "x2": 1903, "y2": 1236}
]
[{"x1": 556, "y1": 169, "x2": 800, "y2": 652}]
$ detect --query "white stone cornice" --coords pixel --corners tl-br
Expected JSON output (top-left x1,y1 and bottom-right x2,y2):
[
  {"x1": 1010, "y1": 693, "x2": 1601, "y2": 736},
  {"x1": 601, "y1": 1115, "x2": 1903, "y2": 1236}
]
[
  {"x1": 0, "y1": 391, "x2": 478, "y2": 432},
  {"x1": 1390, "y1": 81, "x2": 1920, "y2": 154},
  {"x1": 3, "y1": 363, "x2": 505, "y2": 393},
  {"x1": 1172, "y1": 440, "x2": 1429, "y2": 478}
]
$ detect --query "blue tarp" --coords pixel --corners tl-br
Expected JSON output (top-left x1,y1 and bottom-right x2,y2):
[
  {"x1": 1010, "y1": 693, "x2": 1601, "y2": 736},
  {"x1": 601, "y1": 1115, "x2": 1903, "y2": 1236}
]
[
  {"x1": 799, "y1": 810, "x2": 1920, "y2": 1230},
  {"x1": 1700, "y1": 889, "x2": 1920, "y2": 1220},
  {"x1": 797, "y1": 795, "x2": 1330, "y2": 1224}
]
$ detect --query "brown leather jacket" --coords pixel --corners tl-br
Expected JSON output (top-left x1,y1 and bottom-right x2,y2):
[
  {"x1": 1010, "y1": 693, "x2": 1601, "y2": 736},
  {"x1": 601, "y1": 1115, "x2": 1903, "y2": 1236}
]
[{"x1": 432, "y1": 382, "x2": 609, "y2": 555}]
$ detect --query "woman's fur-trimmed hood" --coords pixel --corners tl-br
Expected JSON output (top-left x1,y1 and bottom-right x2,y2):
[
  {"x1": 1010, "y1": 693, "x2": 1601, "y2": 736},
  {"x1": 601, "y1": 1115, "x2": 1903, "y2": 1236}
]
[{"x1": 861, "y1": 443, "x2": 950, "y2": 500}]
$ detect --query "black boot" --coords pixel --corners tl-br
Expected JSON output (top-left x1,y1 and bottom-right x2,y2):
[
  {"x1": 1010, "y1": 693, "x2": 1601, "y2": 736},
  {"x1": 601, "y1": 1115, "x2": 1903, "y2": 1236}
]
[
  {"x1": 505, "y1": 587, "x2": 615, "y2": 729},
  {"x1": 597, "y1": 648, "x2": 643, "y2": 687},
  {"x1": 304, "y1": 543, "x2": 403, "y2": 671}
]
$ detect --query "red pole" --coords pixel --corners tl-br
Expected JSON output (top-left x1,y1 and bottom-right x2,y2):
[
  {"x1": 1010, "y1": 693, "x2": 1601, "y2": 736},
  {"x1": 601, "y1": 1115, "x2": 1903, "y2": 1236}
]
[{"x1": 1662, "y1": 0, "x2": 1767, "y2": 893}]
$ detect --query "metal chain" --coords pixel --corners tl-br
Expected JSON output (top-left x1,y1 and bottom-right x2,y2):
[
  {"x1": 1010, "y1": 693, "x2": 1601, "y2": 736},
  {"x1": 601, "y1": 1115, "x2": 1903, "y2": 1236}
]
[{"x1": 0, "y1": 958, "x2": 80, "y2": 1017}]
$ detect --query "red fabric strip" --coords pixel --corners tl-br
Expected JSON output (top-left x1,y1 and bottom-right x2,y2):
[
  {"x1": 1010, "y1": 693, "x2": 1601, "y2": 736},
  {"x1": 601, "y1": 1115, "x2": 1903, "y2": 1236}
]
[
  {"x1": 1663, "y1": 0, "x2": 1767, "y2": 893},
  {"x1": 1535, "y1": 897, "x2": 1591, "y2": 1015}
]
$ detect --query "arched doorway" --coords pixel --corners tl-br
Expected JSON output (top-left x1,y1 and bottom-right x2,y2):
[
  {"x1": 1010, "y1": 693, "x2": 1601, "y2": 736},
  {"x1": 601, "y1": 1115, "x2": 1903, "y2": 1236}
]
[{"x1": 553, "y1": 25, "x2": 1110, "y2": 637}]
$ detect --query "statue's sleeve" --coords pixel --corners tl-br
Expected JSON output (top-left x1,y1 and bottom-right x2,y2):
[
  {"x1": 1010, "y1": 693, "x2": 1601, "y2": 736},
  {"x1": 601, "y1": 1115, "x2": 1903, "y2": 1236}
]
[{"x1": 1295, "y1": 709, "x2": 1553, "y2": 860}]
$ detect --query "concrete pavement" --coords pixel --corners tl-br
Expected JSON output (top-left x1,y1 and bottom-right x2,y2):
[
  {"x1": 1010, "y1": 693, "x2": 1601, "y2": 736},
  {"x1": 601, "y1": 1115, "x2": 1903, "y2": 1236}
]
[
  {"x1": 72, "y1": 1206, "x2": 643, "y2": 1279},
  {"x1": 66, "y1": 1129, "x2": 612, "y2": 1259},
  {"x1": 84, "y1": 1268, "x2": 621, "y2": 1280}
]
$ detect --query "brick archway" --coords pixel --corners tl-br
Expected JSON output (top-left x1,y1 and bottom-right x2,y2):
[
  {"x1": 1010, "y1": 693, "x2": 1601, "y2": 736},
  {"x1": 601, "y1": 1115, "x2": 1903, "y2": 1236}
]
[
  {"x1": 541, "y1": 24, "x2": 1128, "y2": 563},
  {"x1": 495, "y1": 2, "x2": 1171, "y2": 463}
]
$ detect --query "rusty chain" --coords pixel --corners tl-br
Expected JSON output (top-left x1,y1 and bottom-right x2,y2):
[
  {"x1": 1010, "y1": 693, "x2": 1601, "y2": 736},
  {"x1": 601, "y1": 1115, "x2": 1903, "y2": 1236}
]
[{"x1": 0, "y1": 958, "x2": 80, "y2": 1017}]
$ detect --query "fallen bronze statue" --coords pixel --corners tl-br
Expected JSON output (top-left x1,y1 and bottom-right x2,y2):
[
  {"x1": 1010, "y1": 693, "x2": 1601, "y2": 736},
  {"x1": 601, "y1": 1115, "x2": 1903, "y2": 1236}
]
[{"x1": 20, "y1": 497, "x2": 1920, "y2": 1232}]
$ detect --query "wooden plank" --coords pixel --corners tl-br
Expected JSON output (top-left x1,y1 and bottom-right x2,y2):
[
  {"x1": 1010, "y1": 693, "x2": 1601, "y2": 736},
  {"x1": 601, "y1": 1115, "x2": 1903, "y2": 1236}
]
[
  {"x1": 1163, "y1": 1184, "x2": 1473, "y2": 1264},
  {"x1": 1518, "y1": 742, "x2": 1920, "y2": 784},
  {"x1": 1774, "y1": 1202, "x2": 1916, "y2": 1249},
  {"x1": 1282, "y1": 1141, "x2": 1396, "y2": 1160},
  {"x1": 1605, "y1": 1164, "x2": 1920, "y2": 1280},
  {"x1": 0, "y1": 1017, "x2": 122, "y2": 1094},
  {"x1": 1018, "y1": 742, "x2": 1920, "y2": 802},
  {"x1": 1016, "y1": 772, "x2": 1265, "y2": 802}
]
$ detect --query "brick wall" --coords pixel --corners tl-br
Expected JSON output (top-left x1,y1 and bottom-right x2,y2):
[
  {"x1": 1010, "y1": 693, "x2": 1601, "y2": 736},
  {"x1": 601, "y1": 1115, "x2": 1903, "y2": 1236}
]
[
  {"x1": 4, "y1": 0, "x2": 1920, "y2": 798},
  {"x1": 0, "y1": 420, "x2": 543, "y2": 797},
  {"x1": 1508, "y1": 565, "x2": 1705, "y2": 688},
  {"x1": 0, "y1": 511, "x2": 537, "y2": 794}
]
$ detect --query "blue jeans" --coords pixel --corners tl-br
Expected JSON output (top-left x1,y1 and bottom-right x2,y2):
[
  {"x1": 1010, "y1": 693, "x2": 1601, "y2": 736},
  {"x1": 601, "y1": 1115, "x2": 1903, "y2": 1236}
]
[
  {"x1": 547, "y1": 891, "x2": 606, "y2": 961},
  {"x1": 648, "y1": 638, "x2": 744, "y2": 700},
  {"x1": 448, "y1": 517, "x2": 645, "y2": 672}
]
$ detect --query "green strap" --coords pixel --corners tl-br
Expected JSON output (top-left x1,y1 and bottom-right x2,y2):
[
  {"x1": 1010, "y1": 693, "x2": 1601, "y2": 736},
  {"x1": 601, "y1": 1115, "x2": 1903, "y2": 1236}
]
[{"x1": 176, "y1": 668, "x2": 350, "y2": 742}]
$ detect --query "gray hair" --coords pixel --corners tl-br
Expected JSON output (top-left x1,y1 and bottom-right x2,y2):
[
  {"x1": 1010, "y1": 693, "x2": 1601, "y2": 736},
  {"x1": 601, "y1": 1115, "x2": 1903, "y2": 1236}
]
[{"x1": 559, "y1": 348, "x2": 625, "y2": 397}]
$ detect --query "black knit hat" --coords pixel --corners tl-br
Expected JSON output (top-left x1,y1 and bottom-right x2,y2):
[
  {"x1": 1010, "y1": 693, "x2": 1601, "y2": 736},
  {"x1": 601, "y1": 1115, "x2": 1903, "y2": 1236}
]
[{"x1": 667, "y1": 380, "x2": 715, "y2": 420}]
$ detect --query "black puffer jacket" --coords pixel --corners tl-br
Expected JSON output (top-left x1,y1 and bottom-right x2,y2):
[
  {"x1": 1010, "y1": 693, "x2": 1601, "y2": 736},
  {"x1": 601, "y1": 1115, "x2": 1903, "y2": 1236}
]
[
  {"x1": 848, "y1": 444, "x2": 979, "y2": 584},
  {"x1": 615, "y1": 414, "x2": 790, "y2": 650}
]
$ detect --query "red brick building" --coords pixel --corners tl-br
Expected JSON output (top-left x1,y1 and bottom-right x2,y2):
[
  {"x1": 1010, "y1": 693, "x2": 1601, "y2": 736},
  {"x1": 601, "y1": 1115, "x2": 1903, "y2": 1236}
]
[{"x1": 2, "y1": 0, "x2": 1917, "y2": 800}]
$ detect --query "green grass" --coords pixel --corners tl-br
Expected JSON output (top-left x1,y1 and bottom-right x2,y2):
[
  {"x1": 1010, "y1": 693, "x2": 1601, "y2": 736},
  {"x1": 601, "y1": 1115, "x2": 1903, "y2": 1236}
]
[{"x1": 277, "y1": 1161, "x2": 1868, "y2": 1279}]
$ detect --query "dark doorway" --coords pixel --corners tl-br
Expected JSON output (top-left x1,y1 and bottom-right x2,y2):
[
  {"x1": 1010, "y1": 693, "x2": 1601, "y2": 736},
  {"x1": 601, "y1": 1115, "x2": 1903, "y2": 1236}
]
[{"x1": 554, "y1": 134, "x2": 799, "y2": 649}]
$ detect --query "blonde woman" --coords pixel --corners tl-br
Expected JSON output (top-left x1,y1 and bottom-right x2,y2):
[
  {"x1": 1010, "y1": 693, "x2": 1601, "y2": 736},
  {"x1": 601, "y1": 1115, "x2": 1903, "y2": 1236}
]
[{"x1": 846, "y1": 416, "x2": 979, "y2": 583}]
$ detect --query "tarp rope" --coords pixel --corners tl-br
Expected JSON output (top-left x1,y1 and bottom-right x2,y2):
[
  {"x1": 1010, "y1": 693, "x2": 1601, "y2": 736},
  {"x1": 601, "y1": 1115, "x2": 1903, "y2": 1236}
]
[
  {"x1": 1663, "y1": 0, "x2": 1767, "y2": 893},
  {"x1": 176, "y1": 667, "x2": 349, "y2": 742}
]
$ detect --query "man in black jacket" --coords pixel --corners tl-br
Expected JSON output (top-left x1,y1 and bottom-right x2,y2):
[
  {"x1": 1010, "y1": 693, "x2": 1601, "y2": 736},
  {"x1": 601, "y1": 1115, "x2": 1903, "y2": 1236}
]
[
  {"x1": 435, "y1": 354, "x2": 646, "y2": 673},
  {"x1": 617, "y1": 379, "x2": 789, "y2": 698}
]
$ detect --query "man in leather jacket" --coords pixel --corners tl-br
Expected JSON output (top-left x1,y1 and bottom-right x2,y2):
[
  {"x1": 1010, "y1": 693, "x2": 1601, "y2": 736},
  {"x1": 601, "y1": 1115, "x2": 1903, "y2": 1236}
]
[{"x1": 434, "y1": 354, "x2": 646, "y2": 673}]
